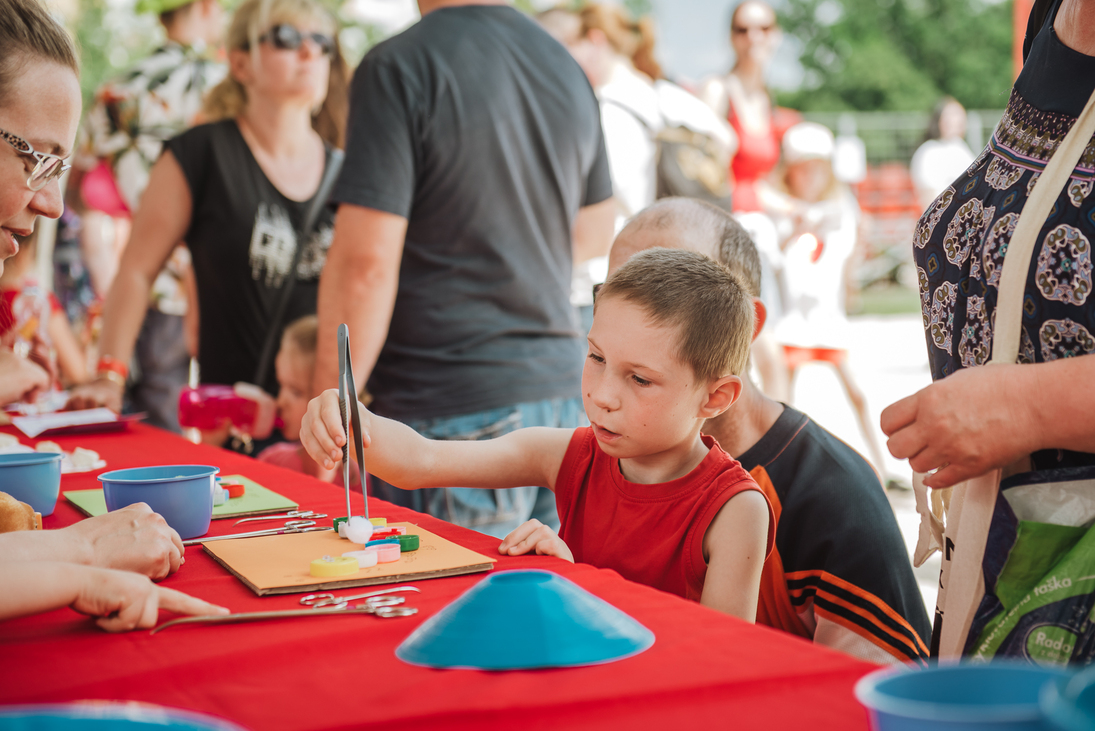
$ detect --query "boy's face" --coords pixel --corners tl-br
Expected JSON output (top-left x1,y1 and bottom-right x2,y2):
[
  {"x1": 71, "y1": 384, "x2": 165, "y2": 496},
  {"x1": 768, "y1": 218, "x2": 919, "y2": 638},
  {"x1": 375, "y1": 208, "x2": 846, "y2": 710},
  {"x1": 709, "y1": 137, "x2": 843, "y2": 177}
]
[
  {"x1": 275, "y1": 344, "x2": 312, "y2": 441},
  {"x1": 582, "y1": 296, "x2": 720, "y2": 473}
]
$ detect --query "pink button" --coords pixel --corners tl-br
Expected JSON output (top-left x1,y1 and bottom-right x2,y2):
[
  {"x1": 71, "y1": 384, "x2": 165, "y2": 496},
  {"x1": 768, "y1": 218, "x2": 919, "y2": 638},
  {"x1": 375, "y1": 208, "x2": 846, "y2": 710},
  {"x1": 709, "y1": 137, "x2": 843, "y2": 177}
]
[{"x1": 366, "y1": 543, "x2": 401, "y2": 563}]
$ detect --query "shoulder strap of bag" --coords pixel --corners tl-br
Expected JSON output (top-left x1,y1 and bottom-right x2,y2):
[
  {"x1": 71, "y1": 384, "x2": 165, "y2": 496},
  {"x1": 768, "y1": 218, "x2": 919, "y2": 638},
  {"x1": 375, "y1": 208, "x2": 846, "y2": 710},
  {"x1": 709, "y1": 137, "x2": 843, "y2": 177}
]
[
  {"x1": 990, "y1": 91, "x2": 1095, "y2": 365},
  {"x1": 252, "y1": 148, "x2": 345, "y2": 387}
]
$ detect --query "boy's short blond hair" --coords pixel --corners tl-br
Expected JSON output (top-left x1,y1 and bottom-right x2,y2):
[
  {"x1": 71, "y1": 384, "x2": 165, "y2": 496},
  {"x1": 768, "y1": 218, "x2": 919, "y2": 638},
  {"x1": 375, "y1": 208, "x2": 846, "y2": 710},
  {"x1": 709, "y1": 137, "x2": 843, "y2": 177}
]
[
  {"x1": 282, "y1": 315, "x2": 318, "y2": 360},
  {"x1": 596, "y1": 248, "x2": 754, "y2": 381}
]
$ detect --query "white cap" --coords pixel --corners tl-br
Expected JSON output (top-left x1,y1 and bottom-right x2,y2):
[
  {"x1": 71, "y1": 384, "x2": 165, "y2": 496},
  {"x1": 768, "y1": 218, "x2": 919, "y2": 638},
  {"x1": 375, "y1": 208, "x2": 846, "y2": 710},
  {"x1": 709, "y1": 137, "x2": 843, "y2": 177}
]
[{"x1": 782, "y1": 122, "x2": 835, "y2": 165}]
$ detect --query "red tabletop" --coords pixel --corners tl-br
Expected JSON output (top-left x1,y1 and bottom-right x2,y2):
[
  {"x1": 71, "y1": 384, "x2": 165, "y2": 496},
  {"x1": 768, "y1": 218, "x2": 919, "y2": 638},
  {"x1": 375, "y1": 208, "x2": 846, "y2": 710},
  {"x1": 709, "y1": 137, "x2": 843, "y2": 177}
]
[{"x1": 0, "y1": 424, "x2": 878, "y2": 730}]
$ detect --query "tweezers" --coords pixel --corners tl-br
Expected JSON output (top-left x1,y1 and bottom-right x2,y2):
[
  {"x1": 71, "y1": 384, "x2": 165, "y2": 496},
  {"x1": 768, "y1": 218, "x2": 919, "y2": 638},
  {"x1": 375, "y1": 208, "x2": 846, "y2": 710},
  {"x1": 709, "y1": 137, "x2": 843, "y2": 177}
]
[
  {"x1": 338, "y1": 323, "x2": 368, "y2": 521},
  {"x1": 181, "y1": 524, "x2": 331, "y2": 546}
]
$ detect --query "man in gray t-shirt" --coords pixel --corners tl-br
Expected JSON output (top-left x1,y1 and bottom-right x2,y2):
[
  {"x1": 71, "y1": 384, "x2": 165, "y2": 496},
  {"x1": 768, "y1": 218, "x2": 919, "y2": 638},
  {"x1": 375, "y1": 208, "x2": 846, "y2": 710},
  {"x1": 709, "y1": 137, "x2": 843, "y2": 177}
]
[{"x1": 314, "y1": 1, "x2": 614, "y2": 537}]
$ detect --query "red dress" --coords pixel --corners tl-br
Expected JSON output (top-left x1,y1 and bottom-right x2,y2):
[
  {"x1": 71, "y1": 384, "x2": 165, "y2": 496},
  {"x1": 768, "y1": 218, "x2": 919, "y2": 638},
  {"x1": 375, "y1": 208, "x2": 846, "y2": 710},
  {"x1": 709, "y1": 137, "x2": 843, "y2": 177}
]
[
  {"x1": 728, "y1": 104, "x2": 801, "y2": 213},
  {"x1": 554, "y1": 427, "x2": 774, "y2": 601}
]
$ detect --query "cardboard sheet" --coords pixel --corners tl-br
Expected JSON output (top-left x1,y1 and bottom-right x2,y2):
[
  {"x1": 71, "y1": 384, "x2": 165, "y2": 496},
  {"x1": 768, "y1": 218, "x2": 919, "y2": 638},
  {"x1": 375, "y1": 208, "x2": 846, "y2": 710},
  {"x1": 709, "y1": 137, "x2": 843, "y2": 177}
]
[
  {"x1": 201, "y1": 522, "x2": 496, "y2": 595},
  {"x1": 64, "y1": 474, "x2": 298, "y2": 519}
]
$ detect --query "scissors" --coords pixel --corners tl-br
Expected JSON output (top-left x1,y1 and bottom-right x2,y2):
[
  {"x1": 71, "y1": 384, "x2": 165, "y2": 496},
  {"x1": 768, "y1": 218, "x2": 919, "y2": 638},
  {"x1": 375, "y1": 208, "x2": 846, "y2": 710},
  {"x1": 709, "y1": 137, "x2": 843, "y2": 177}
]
[
  {"x1": 181, "y1": 521, "x2": 329, "y2": 546},
  {"x1": 338, "y1": 323, "x2": 368, "y2": 521},
  {"x1": 149, "y1": 596, "x2": 417, "y2": 634},
  {"x1": 233, "y1": 511, "x2": 327, "y2": 525},
  {"x1": 299, "y1": 585, "x2": 420, "y2": 609}
]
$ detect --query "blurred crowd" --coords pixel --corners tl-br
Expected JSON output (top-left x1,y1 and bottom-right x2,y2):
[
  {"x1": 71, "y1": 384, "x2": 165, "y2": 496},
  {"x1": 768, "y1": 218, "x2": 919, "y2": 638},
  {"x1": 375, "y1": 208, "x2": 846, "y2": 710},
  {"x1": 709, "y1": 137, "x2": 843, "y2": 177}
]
[{"x1": 2, "y1": 0, "x2": 977, "y2": 487}]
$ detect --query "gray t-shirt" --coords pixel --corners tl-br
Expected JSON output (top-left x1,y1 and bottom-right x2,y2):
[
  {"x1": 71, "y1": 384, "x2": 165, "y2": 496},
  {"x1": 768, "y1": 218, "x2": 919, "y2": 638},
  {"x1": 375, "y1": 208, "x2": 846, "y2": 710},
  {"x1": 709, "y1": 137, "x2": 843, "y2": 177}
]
[{"x1": 333, "y1": 5, "x2": 612, "y2": 421}]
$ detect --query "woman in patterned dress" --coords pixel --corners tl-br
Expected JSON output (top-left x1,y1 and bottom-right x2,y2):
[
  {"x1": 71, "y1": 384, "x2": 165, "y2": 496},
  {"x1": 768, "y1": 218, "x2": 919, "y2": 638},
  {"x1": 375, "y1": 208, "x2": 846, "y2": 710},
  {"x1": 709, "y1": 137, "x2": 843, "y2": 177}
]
[{"x1": 882, "y1": 0, "x2": 1095, "y2": 490}]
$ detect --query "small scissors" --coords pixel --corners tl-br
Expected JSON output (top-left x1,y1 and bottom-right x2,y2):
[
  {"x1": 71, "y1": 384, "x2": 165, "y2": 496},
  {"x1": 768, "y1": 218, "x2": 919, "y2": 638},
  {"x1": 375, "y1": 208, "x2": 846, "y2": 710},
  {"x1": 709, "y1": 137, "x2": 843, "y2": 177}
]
[
  {"x1": 150, "y1": 596, "x2": 416, "y2": 634},
  {"x1": 300, "y1": 585, "x2": 420, "y2": 609},
  {"x1": 234, "y1": 510, "x2": 327, "y2": 525}
]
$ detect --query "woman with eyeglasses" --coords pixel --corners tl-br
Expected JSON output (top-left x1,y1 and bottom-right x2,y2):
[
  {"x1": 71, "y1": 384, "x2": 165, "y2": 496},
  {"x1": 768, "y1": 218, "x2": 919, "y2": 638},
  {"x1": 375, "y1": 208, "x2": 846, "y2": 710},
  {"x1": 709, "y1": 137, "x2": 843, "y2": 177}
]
[
  {"x1": 68, "y1": 0, "x2": 350, "y2": 435},
  {"x1": 0, "y1": 0, "x2": 228, "y2": 632},
  {"x1": 0, "y1": 0, "x2": 81, "y2": 405}
]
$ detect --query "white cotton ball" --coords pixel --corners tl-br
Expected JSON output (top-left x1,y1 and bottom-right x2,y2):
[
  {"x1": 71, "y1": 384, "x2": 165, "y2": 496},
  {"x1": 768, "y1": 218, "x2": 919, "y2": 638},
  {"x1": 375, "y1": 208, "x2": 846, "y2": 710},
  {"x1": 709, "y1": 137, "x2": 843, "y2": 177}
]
[{"x1": 344, "y1": 516, "x2": 374, "y2": 544}]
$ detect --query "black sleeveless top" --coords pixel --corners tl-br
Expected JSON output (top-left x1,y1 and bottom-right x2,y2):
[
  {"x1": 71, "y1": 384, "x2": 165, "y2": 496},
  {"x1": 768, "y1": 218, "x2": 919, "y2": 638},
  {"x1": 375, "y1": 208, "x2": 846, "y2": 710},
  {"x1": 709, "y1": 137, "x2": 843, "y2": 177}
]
[
  {"x1": 912, "y1": 0, "x2": 1095, "y2": 470},
  {"x1": 165, "y1": 120, "x2": 337, "y2": 395}
]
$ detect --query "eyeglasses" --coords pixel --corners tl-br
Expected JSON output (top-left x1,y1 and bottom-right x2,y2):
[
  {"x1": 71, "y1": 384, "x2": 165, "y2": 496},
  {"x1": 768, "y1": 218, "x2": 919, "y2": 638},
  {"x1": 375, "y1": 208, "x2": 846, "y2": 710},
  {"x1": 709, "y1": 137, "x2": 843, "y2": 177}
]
[
  {"x1": 732, "y1": 24, "x2": 775, "y2": 34},
  {"x1": 259, "y1": 24, "x2": 334, "y2": 56},
  {"x1": 0, "y1": 127, "x2": 70, "y2": 192}
]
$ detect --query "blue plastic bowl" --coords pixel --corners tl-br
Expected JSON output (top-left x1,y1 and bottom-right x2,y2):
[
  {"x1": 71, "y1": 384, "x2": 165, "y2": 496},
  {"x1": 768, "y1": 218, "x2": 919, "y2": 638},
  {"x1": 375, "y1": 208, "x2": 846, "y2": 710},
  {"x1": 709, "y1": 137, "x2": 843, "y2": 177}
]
[
  {"x1": 98, "y1": 465, "x2": 218, "y2": 540},
  {"x1": 0, "y1": 702, "x2": 245, "y2": 730},
  {"x1": 396, "y1": 569, "x2": 655, "y2": 670},
  {"x1": 856, "y1": 663, "x2": 1071, "y2": 731},
  {"x1": 0, "y1": 452, "x2": 63, "y2": 515},
  {"x1": 1041, "y1": 666, "x2": 1095, "y2": 730}
]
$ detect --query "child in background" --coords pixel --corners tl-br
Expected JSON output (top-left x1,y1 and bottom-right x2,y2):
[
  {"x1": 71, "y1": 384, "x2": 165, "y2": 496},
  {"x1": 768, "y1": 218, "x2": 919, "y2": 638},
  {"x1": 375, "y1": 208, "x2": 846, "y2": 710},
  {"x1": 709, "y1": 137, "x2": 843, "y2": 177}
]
[
  {"x1": 301, "y1": 249, "x2": 774, "y2": 622},
  {"x1": 0, "y1": 231, "x2": 88, "y2": 392},
  {"x1": 256, "y1": 316, "x2": 358, "y2": 488}
]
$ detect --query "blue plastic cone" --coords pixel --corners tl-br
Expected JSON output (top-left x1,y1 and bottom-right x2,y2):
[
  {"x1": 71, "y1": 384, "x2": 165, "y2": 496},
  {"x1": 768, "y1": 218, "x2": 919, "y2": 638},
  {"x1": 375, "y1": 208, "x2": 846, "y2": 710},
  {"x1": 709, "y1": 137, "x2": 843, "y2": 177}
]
[{"x1": 395, "y1": 569, "x2": 655, "y2": 670}]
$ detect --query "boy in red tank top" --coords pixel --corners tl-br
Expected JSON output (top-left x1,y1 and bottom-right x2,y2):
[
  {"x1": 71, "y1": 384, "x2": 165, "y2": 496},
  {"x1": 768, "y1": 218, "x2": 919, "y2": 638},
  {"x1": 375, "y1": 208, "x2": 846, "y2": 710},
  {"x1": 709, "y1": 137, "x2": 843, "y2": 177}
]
[{"x1": 300, "y1": 248, "x2": 774, "y2": 622}]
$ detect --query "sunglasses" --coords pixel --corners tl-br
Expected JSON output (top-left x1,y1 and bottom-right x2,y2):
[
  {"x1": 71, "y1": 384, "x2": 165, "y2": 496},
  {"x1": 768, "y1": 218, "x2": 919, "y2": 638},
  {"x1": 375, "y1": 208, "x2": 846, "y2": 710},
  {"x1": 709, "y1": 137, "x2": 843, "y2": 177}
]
[
  {"x1": 0, "y1": 127, "x2": 70, "y2": 192},
  {"x1": 259, "y1": 24, "x2": 334, "y2": 55},
  {"x1": 732, "y1": 24, "x2": 775, "y2": 34}
]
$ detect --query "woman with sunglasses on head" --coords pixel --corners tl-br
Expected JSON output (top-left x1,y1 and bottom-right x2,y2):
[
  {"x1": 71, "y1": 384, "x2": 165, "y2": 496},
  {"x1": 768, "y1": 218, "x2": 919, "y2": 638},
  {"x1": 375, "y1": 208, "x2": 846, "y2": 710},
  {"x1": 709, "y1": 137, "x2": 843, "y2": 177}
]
[
  {"x1": 68, "y1": 0, "x2": 349, "y2": 441},
  {"x1": 0, "y1": 0, "x2": 227, "y2": 632}
]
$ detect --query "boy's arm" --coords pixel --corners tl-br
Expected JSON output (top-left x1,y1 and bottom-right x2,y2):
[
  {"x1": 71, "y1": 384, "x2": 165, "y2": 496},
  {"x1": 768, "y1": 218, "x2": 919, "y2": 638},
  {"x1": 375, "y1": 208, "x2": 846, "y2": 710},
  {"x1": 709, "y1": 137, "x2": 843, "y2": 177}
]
[
  {"x1": 300, "y1": 389, "x2": 573, "y2": 492},
  {"x1": 699, "y1": 490, "x2": 770, "y2": 623}
]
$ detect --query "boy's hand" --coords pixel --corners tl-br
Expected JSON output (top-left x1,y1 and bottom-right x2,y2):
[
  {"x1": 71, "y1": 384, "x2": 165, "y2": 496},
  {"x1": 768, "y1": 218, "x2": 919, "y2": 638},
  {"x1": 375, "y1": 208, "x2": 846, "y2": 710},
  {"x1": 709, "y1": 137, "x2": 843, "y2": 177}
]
[
  {"x1": 73, "y1": 566, "x2": 228, "y2": 632},
  {"x1": 300, "y1": 389, "x2": 372, "y2": 471},
  {"x1": 498, "y1": 520, "x2": 574, "y2": 563}
]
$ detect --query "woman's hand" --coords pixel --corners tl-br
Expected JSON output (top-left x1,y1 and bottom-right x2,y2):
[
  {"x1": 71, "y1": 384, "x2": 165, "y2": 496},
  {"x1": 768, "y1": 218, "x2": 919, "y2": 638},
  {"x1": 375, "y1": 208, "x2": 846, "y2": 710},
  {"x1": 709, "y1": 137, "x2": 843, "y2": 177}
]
[
  {"x1": 65, "y1": 503, "x2": 185, "y2": 579},
  {"x1": 881, "y1": 363, "x2": 1039, "y2": 489},
  {"x1": 300, "y1": 389, "x2": 373, "y2": 470},
  {"x1": 498, "y1": 519, "x2": 574, "y2": 562},
  {"x1": 65, "y1": 376, "x2": 124, "y2": 412},
  {"x1": 71, "y1": 565, "x2": 228, "y2": 632},
  {"x1": 0, "y1": 348, "x2": 50, "y2": 404}
]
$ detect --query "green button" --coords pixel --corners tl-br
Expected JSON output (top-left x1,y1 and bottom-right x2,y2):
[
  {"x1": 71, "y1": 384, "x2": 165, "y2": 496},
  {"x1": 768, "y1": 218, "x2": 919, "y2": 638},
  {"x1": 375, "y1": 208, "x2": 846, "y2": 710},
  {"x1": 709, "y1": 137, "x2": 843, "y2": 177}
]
[{"x1": 397, "y1": 534, "x2": 419, "y2": 552}]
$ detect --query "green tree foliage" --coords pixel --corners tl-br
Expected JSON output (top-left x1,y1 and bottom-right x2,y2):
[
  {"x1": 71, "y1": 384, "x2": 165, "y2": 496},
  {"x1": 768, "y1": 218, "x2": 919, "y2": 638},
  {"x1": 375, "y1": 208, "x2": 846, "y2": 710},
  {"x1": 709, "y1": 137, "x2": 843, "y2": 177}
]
[{"x1": 776, "y1": 0, "x2": 1014, "y2": 112}]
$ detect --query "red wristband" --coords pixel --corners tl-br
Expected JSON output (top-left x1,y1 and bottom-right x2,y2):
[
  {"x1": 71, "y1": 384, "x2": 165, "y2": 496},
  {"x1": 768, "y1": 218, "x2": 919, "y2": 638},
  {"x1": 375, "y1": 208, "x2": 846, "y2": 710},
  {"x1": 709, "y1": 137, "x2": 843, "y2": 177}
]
[{"x1": 96, "y1": 355, "x2": 129, "y2": 380}]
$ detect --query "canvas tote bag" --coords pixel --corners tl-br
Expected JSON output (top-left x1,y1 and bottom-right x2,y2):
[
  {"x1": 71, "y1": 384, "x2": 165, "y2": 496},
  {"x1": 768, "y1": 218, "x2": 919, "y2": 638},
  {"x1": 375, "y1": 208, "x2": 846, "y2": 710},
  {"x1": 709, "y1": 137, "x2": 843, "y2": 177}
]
[{"x1": 924, "y1": 87, "x2": 1095, "y2": 659}]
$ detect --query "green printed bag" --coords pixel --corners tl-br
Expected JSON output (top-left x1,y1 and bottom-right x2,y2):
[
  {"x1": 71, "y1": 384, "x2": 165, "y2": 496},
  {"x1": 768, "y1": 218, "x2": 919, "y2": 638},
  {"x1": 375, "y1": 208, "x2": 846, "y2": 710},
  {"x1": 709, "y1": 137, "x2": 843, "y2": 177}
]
[{"x1": 966, "y1": 468, "x2": 1095, "y2": 666}]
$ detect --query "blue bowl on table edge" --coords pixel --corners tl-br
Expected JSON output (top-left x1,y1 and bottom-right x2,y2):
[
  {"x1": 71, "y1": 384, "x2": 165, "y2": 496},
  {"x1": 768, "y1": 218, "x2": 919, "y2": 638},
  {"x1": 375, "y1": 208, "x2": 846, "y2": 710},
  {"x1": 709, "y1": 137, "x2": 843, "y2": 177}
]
[
  {"x1": 98, "y1": 465, "x2": 218, "y2": 540},
  {"x1": 0, "y1": 452, "x2": 62, "y2": 516},
  {"x1": 395, "y1": 569, "x2": 655, "y2": 670},
  {"x1": 0, "y1": 703, "x2": 246, "y2": 730},
  {"x1": 1041, "y1": 665, "x2": 1095, "y2": 730},
  {"x1": 855, "y1": 662, "x2": 1071, "y2": 731}
]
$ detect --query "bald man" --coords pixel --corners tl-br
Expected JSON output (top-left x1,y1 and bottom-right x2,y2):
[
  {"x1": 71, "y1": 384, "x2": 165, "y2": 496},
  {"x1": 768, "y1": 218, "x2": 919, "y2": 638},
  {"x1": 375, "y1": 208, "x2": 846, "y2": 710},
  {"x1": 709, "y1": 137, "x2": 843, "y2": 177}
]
[{"x1": 607, "y1": 198, "x2": 929, "y2": 665}]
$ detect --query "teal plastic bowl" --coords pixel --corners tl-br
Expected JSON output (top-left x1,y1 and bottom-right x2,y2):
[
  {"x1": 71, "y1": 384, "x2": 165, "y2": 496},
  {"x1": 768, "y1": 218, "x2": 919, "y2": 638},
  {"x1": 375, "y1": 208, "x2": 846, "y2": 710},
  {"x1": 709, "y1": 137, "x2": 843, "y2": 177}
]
[
  {"x1": 0, "y1": 703, "x2": 245, "y2": 729},
  {"x1": 856, "y1": 662, "x2": 1070, "y2": 731},
  {"x1": 1041, "y1": 666, "x2": 1095, "y2": 730},
  {"x1": 99, "y1": 465, "x2": 218, "y2": 540},
  {"x1": 0, "y1": 452, "x2": 62, "y2": 515}
]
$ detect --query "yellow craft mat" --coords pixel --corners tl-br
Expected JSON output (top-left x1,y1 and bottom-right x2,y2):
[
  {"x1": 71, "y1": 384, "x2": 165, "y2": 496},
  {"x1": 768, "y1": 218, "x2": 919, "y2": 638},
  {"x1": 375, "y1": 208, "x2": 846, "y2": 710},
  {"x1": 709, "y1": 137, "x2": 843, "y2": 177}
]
[{"x1": 202, "y1": 522, "x2": 496, "y2": 596}]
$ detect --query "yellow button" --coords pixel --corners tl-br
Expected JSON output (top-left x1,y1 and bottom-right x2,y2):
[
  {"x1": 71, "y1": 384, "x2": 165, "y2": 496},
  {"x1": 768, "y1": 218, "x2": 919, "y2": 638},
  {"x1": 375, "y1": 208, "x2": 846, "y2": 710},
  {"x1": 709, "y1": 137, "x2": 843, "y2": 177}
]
[
  {"x1": 309, "y1": 555, "x2": 359, "y2": 577},
  {"x1": 369, "y1": 517, "x2": 387, "y2": 526}
]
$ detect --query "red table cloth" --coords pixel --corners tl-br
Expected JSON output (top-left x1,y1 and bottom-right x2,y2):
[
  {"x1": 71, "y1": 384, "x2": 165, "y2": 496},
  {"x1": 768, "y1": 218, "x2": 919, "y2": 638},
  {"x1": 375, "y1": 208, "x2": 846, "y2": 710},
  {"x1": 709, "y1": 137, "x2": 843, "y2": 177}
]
[{"x1": 0, "y1": 424, "x2": 878, "y2": 730}]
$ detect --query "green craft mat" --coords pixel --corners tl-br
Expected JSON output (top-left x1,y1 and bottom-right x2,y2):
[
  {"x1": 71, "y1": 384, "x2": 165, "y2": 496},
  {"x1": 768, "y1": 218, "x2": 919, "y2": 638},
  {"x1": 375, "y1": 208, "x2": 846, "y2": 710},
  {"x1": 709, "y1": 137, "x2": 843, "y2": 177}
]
[{"x1": 64, "y1": 474, "x2": 298, "y2": 519}]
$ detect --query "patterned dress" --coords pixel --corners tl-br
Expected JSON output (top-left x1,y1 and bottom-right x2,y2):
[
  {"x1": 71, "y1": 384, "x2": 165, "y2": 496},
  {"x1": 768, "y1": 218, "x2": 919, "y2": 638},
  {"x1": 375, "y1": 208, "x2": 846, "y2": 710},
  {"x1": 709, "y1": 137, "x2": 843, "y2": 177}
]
[{"x1": 913, "y1": 0, "x2": 1095, "y2": 470}]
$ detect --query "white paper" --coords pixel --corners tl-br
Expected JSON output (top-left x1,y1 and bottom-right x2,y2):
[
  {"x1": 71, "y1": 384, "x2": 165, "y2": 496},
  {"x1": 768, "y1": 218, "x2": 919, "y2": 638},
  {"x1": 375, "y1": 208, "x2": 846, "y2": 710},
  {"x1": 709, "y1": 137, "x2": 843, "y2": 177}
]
[{"x1": 11, "y1": 408, "x2": 119, "y2": 438}]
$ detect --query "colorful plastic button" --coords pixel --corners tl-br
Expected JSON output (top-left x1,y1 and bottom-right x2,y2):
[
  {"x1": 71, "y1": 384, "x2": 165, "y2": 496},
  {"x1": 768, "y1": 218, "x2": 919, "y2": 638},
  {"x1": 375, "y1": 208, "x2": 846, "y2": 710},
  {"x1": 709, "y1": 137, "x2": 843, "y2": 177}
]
[
  {"x1": 366, "y1": 543, "x2": 401, "y2": 563},
  {"x1": 309, "y1": 555, "x2": 359, "y2": 577},
  {"x1": 396, "y1": 534, "x2": 419, "y2": 552},
  {"x1": 365, "y1": 538, "x2": 401, "y2": 548},
  {"x1": 342, "y1": 550, "x2": 379, "y2": 569}
]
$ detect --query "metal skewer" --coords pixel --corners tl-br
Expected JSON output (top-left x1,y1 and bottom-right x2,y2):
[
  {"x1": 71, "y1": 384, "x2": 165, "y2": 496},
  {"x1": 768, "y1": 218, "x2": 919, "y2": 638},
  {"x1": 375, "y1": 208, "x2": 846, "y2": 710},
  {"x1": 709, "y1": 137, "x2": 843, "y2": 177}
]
[
  {"x1": 337, "y1": 323, "x2": 369, "y2": 523},
  {"x1": 182, "y1": 523, "x2": 331, "y2": 546}
]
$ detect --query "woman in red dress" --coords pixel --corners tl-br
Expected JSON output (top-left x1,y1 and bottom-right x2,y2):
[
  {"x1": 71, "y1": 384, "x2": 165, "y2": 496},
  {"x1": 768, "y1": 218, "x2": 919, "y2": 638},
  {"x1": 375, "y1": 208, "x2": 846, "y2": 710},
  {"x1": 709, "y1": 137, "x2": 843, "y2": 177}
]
[{"x1": 701, "y1": 1, "x2": 800, "y2": 213}]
